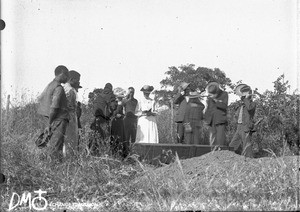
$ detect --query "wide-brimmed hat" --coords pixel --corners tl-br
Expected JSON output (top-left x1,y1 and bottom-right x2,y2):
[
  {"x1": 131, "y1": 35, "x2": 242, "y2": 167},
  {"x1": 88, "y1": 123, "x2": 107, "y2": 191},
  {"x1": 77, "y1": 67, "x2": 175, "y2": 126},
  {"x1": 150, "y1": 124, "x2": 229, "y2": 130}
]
[
  {"x1": 69, "y1": 70, "x2": 81, "y2": 80},
  {"x1": 113, "y1": 87, "x2": 126, "y2": 97},
  {"x1": 140, "y1": 85, "x2": 154, "y2": 93},
  {"x1": 188, "y1": 91, "x2": 202, "y2": 98},
  {"x1": 179, "y1": 82, "x2": 190, "y2": 91},
  {"x1": 206, "y1": 81, "x2": 220, "y2": 95},
  {"x1": 235, "y1": 84, "x2": 251, "y2": 96}
]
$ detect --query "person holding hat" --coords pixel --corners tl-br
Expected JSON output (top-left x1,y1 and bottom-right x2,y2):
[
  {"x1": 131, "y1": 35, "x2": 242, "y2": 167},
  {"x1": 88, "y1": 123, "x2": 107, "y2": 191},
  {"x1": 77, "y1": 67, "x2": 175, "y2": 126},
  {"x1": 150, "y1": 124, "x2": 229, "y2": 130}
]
[
  {"x1": 229, "y1": 84, "x2": 256, "y2": 157},
  {"x1": 37, "y1": 65, "x2": 69, "y2": 163},
  {"x1": 204, "y1": 81, "x2": 228, "y2": 146},
  {"x1": 183, "y1": 91, "x2": 205, "y2": 144},
  {"x1": 173, "y1": 82, "x2": 191, "y2": 143},
  {"x1": 135, "y1": 85, "x2": 159, "y2": 143},
  {"x1": 63, "y1": 70, "x2": 81, "y2": 157}
]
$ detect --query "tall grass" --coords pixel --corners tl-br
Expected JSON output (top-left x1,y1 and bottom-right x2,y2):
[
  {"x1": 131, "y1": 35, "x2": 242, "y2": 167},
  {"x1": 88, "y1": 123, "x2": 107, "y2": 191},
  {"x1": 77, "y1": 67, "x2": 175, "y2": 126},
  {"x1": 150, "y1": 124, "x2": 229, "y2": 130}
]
[{"x1": 1, "y1": 95, "x2": 299, "y2": 211}]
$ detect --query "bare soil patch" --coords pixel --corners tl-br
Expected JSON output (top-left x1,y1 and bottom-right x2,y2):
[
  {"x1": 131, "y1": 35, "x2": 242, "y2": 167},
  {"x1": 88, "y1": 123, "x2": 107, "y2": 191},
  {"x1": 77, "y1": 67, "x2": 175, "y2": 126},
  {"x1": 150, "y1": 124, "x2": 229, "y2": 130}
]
[{"x1": 153, "y1": 150, "x2": 299, "y2": 186}]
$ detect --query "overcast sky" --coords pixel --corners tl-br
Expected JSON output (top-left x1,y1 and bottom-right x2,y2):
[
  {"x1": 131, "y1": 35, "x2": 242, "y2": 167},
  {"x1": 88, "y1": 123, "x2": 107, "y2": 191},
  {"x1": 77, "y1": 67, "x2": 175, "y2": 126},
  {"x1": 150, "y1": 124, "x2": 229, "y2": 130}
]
[{"x1": 1, "y1": 0, "x2": 298, "y2": 104}]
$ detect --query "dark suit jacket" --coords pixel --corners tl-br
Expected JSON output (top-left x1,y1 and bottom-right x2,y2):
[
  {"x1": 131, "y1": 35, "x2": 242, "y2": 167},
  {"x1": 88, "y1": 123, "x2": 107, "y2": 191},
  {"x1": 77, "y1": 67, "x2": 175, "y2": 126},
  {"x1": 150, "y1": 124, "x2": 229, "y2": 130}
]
[
  {"x1": 173, "y1": 93, "x2": 188, "y2": 123},
  {"x1": 204, "y1": 89, "x2": 228, "y2": 126},
  {"x1": 234, "y1": 98, "x2": 256, "y2": 132},
  {"x1": 184, "y1": 98, "x2": 205, "y2": 127}
]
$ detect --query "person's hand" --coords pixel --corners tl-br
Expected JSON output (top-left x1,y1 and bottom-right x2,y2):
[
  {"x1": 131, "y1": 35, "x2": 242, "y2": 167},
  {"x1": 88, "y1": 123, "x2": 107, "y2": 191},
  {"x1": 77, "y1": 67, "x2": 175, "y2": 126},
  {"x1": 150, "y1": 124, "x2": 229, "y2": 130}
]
[
  {"x1": 245, "y1": 93, "x2": 252, "y2": 99},
  {"x1": 116, "y1": 114, "x2": 122, "y2": 118}
]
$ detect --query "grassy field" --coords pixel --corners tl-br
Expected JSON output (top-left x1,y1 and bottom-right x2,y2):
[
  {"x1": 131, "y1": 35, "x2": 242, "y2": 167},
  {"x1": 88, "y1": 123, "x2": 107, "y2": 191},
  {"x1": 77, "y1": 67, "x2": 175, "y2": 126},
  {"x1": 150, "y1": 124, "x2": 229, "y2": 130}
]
[{"x1": 1, "y1": 101, "x2": 299, "y2": 211}]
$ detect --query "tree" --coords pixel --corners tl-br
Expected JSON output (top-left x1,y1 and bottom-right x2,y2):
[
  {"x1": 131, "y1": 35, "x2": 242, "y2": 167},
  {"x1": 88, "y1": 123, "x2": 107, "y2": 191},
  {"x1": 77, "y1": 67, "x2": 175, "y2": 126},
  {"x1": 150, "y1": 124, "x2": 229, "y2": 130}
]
[{"x1": 154, "y1": 64, "x2": 235, "y2": 101}]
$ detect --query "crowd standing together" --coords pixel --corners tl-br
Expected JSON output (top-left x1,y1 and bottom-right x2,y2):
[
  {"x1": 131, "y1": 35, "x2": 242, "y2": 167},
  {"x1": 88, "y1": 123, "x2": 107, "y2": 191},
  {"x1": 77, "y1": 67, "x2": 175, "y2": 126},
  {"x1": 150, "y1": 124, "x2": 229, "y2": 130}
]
[{"x1": 36, "y1": 65, "x2": 257, "y2": 164}]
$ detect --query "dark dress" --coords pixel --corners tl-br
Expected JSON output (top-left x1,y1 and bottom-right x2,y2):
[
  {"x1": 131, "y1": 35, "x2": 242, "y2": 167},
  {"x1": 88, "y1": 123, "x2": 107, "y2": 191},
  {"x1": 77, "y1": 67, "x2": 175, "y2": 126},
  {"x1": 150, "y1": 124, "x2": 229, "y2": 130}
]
[{"x1": 110, "y1": 104, "x2": 126, "y2": 158}]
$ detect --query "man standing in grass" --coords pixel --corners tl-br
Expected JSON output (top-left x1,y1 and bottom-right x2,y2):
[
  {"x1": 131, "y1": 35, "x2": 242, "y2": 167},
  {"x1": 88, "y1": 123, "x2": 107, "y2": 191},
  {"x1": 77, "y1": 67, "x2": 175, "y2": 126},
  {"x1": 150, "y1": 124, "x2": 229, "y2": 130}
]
[
  {"x1": 63, "y1": 70, "x2": 81, "y2": 157},
  {"x1": 204, "y1": 81, "x2": 228, "y2": 146},
  {"x1": 37, "y1": 65, "x2": 69, "y2": 163},
  {"x1": 229, "y1": 84, "x2": 256, "y2": 157}
]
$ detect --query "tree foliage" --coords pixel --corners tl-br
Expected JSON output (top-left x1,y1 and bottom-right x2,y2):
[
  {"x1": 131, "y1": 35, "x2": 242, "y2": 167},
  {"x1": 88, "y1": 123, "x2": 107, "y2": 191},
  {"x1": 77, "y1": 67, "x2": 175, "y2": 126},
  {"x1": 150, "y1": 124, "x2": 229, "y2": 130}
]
[
  {"x1": 253, "y1": 75, "x2": 299, "y2": 155},
  {"x1": 154, "y1": 64, "x2": 235, "y2": 100}
]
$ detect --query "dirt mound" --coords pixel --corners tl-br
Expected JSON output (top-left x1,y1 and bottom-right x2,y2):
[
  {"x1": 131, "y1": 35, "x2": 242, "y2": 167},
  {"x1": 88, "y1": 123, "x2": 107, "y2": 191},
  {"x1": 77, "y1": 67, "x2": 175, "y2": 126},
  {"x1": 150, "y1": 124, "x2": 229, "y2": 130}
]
[{"x1": 153, "y1": 150, "x2": 300, "y2": 184}]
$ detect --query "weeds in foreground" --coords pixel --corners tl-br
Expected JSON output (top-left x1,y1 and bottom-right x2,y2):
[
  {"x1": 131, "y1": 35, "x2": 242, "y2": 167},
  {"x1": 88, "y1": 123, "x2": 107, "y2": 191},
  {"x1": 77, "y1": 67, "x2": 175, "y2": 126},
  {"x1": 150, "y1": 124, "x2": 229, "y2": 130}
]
[
  {"x1": 1, "y1": 130, "x2": 300, "y2": 211},
  {"x1": 1, "y1": 96, "x2": 299, "y2": 211}
]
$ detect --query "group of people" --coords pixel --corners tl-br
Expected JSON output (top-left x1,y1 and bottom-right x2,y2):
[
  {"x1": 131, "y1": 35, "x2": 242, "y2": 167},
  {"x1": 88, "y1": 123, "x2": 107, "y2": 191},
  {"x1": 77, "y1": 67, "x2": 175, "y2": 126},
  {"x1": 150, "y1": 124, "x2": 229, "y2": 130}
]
[
  {"x1": 88, "y1": 84, "x2": 160, "y2": 158},
  {"x1": 37, "y1": 65, "x2": 257, "y2": 164},
  {"x1": 174, "y1": 81, "x2": 256, "y2": 157},
  {"x1": 36, "y1": 66, "x2": 163, "y2": 162}
]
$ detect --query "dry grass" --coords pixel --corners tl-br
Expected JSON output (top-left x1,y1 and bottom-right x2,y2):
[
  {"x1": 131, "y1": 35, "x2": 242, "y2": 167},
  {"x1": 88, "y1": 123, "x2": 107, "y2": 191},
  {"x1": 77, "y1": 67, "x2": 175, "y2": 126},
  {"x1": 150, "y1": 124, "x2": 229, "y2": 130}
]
[{"x1": 1, "y1": 98, "x2": 299, "y2": 211}]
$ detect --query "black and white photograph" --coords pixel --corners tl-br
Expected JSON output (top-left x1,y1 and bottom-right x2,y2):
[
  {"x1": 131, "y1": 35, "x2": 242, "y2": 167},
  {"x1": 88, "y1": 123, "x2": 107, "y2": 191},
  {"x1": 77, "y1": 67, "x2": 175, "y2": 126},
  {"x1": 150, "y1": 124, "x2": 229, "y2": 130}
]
[{"x1": 1, "y1": 0, "x2": 299, "y2": 211}]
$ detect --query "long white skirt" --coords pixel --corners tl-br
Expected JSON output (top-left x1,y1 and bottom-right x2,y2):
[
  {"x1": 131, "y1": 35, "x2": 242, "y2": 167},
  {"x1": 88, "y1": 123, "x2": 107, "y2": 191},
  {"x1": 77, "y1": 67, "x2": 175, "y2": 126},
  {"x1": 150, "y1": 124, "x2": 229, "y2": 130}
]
[{"x1": 136, "y1": 116, "x2": 159, "y2": 143}]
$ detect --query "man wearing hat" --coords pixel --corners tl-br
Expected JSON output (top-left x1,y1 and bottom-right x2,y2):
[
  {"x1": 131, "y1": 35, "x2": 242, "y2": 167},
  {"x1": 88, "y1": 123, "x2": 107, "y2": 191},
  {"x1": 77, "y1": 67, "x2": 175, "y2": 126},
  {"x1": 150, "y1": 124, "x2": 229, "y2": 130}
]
[
  {"x1": 204, "y1": 81, "x2": 228, "y2": 146},
  {"x1": 173, "y1": 82, "x2": 191, "y2": 143},
  {"x1": 63, "y1": 70, "x2": 81, "y2": 157},
  {"x1": 184, "y1": 91, "x2": 205, "y2": 144},
  {"x1": 229, "y1": 84, "x2": 256, "y2": 157}
]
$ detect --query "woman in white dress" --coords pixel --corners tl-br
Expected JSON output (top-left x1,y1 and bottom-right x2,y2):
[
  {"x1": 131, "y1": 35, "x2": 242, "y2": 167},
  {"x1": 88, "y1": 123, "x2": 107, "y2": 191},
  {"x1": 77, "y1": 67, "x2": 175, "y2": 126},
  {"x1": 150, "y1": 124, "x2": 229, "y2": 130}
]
[{"x1": 135, "y1": 85, "x2": 159, "y2": 143}]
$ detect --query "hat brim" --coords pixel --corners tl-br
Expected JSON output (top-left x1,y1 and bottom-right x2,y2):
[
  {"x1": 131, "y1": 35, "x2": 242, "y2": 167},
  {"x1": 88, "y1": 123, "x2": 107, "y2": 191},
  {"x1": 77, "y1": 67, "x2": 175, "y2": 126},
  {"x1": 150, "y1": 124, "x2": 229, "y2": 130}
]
[
  {"x1": 206, "y1": 82, "x2": 220, "y2": 94},
  {"x1": 235, "y1": 84, "x2": 249, "y2": 96},
  {"x1": 141, "y1": 90, "x2": 152, "y2": 93},
  {"x1": 140, "y1": 86, "x2": 154, "y2": 92},
  {"x1": 181, "y1": 83, "x2": 191, "y2": 90}
]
